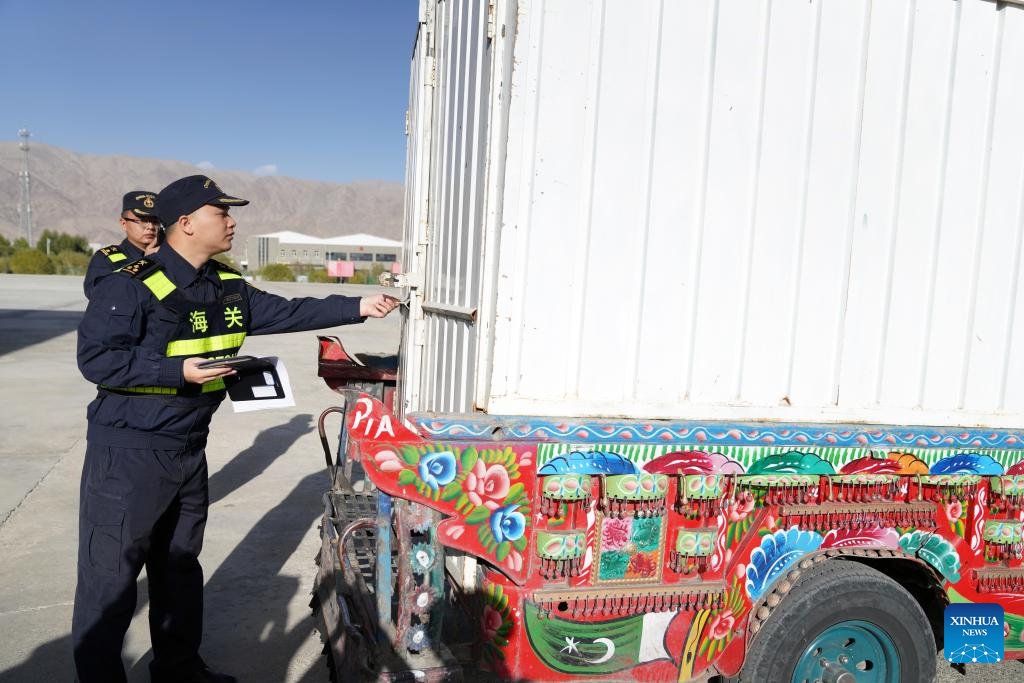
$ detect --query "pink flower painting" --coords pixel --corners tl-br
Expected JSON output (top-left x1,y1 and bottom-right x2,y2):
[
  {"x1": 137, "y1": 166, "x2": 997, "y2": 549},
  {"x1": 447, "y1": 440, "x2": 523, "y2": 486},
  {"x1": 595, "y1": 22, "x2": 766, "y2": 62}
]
[
  {"x1": 481, "y1": 605, "x2": 504, "y2": 642},
  {"x1": 709, "y1": 609, "x2": 736, "y2": 640},
  {"x1": 464, "y1": 460, "x2": 511, "y2": 511}
]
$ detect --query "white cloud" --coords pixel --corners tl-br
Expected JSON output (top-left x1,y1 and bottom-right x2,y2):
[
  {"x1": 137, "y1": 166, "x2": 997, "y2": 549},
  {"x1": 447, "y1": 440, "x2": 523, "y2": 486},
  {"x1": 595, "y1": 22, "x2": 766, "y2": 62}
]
[
  {"x1": 196, "y1": 160, "x2": 215, "y2": 170},
  {"x1": 253, "y1": 164, "x2": 278, "y2": 177}
]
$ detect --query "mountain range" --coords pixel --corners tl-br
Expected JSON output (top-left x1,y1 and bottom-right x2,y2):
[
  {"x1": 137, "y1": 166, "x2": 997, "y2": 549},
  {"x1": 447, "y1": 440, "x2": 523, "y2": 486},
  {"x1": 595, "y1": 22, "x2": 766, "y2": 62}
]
[{"x1": 0, "y1": 142, "x2": 405, "y2": 252}]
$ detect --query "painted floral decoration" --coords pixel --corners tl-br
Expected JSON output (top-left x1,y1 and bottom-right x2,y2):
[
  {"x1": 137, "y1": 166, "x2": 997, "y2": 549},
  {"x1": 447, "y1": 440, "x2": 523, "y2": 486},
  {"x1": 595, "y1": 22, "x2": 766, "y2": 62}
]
[
  {"x1": 709, "y1": 609, "x2": 735, "y2": 640},
  {"x1": 490, "y1": 504, "x2": 526, "y2": 544},
  {"x1": 405, "y1": 501, "x2": 433, "y2": 533},
  {"x1": 727, "y1": 494, "x2": 755, "y2": 523},
  {"x1": 411, "y1": 584, "x2": 437, "y2": 617},
  {"x1": 627, "y1": 552, "x2": 657, "y2": 578},
  {"x1": 699, "y1": 576, "x2": 748, "y2": 659},
  {"x1": 599, "y1": 552, "x2": 630, "y2": 579},
  {"x1": 376, "y1": 444, "x2": 533, "y2": 568},
  {"x1": 482, "y1": 605, "x2": 504, "y2": 642},
  {"x1": 418, "y1": 450, "x2": 458, "y2": 489},
  {"x1": 599, "y1": 515, "x2": 663, "y2": 581},
  {"x1": 481, "y1": 583, "x2": 514, "y2": 663},
  {"x1": 632, "y1": 517, "x2": 662, "y2": 552},
  {"x1": 945, "y1": 499, "x2": 965, "y2": 538},
  {"x1": 410, "y1": 542, "x2": 436, "y2": 575},
  {"x1": 404, "y1": 623, "x2": 429, "y2": 652},
  {"x1": 466, "y1": 459, "x2": 512, "y2": 510},
  {"x1": 602, "y1": 517, "x2": 631, "y2": 550}
]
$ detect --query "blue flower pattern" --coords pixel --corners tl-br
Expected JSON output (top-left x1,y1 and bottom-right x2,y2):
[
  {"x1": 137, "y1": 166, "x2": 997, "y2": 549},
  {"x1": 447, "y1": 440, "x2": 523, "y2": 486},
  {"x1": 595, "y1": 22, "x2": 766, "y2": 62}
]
[
  {"x1": 490, "y1": 504, "x2": 526, "y2": 543},
  {"x1": 418, "y1": 450, "x2": 458, "y2": 489}
]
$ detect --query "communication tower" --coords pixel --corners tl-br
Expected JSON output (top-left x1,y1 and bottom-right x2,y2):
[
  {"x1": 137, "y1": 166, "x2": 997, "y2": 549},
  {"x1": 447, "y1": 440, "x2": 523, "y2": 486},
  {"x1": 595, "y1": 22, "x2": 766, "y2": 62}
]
[{"x1": 18, "y1": 128, "x2": 35, "y2": 247}]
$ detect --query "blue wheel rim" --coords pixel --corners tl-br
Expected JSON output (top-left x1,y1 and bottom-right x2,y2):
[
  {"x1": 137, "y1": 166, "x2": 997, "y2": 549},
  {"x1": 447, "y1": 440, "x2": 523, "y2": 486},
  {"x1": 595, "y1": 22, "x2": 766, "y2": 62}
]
[{"x1": 791, "y1": 619, "x2": 901, "y2": 683}]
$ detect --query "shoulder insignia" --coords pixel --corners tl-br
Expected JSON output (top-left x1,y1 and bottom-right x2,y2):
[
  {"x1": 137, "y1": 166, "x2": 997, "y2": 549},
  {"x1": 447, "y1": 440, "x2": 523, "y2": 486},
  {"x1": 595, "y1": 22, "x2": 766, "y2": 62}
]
[
  {"x1": 117, "y1": 258, "x2": 163, "y2": 278},
  {"x1": 99, "y1": 244, "x2": 122, "y2": 256},
  {"x1": 211, "y1": 260, "x2": 242, "y2": 276}
]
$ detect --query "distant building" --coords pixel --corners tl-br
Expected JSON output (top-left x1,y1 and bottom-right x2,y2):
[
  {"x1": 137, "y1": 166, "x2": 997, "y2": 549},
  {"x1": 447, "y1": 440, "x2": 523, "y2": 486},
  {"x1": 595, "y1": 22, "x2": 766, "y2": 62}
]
[{"x1": 244, "y1": 231, "x2": 402, "y2": 273}]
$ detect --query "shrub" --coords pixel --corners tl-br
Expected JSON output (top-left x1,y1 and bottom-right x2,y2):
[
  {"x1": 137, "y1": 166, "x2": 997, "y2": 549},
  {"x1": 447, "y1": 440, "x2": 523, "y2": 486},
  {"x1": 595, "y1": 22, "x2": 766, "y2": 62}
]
[
  {"x1": 261, "y1": 263, "x2": 295, "y2": 282},
  {"x1": 53, "y1": 250, "x2": 91, "y2": 275},
  {"x1": 308, "y1": 268, "x2": 332, "y2": 283},
  {"x1": 10, "y1": 249, "x2": 56, "y2": 274}
]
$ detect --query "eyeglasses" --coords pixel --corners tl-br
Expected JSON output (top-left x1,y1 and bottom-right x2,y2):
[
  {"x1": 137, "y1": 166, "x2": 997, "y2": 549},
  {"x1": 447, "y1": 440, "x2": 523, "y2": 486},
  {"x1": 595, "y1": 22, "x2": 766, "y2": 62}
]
[{"x1": 122, "y1": 216, "x2": 161, "y2": 226}]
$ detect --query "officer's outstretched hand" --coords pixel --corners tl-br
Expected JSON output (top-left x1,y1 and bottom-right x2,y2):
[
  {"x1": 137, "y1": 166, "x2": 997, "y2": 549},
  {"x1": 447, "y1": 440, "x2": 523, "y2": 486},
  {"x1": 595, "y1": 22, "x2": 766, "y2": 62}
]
[
  {"x1": 360, "y1": 294, "x2": 401, "y2": 318},
  {"x1": 183, "y1": 358, "x2": 237, "y2": 385}
]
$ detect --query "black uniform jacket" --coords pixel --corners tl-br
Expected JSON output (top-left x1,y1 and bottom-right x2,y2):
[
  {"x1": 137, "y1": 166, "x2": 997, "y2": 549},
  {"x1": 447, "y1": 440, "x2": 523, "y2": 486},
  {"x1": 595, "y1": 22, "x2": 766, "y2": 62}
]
[
  {"x1": 83, "y1": 239, "x2": 145, "y2": 298},
  {"x1": 78, "y1": 244, "x2": 364, "y2": 449}
]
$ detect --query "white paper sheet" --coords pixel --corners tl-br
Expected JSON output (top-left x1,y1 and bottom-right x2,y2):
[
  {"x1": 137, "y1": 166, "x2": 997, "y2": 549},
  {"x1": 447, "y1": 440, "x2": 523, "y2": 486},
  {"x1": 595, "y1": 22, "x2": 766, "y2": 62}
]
[{"x1": 230, "y1": 356, "x2": 296, "y2": 412}]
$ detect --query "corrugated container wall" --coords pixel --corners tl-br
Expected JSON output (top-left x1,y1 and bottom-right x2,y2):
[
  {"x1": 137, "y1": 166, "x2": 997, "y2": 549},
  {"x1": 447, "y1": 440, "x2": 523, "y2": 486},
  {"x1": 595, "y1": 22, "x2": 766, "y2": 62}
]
[{"x1": 401, "y1": 0, "x2": 1024, "y2": 428}]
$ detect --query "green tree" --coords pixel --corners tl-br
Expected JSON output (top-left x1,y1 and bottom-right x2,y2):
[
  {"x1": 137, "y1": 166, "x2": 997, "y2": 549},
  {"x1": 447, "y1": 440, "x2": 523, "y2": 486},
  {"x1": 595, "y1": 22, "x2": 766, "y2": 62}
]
[
  {"x1": 0, "y1": 235, "x2": 12, "y2": 257},
  {"x1": 260, "y1": 263, "x2": 295, "y2": 282},
  {"x1": 308, "y1": 268, "x2": 332, "y2": 283},
  {"x1": 36, "y1": 230, "x2": 90, "y2": 255},
  {"x1": 10, "y1": 249, "x2": 56, "y2": 274}
]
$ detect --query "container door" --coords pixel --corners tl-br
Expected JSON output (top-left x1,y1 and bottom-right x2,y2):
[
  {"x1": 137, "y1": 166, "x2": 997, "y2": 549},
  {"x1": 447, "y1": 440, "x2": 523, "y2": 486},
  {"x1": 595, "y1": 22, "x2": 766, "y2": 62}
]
[
  {"x1": 399, "y1": 0, "x2": 509, "y2": 415},
  {"x1": 397, "y1": 1, "x2": 435, "y2": 417}
]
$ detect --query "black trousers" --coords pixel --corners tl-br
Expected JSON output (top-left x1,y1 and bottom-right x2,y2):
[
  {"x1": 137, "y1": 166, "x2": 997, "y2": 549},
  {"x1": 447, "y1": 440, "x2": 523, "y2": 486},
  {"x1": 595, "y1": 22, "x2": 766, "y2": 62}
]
[{"x1": 72, "y1": 440, "x2": 209, "y2": 683}]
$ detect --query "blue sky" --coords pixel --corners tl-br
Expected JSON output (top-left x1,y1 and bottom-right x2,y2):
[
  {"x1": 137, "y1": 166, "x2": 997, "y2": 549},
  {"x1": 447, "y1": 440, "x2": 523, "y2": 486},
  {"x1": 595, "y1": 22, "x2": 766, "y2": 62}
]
[{"x1": 0, "y1": 0, "x2": 419, "y2": 183}]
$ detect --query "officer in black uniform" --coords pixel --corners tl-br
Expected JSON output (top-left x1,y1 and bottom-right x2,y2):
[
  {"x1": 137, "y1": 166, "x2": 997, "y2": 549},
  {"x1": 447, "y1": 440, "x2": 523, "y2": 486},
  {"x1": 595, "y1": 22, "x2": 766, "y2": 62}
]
[
  {"x1": 84, "y1": 190, "x2": 163, "y2": 298},
  {"x1": 73, "y1": 175, "x2": 400, "y2": 683}
]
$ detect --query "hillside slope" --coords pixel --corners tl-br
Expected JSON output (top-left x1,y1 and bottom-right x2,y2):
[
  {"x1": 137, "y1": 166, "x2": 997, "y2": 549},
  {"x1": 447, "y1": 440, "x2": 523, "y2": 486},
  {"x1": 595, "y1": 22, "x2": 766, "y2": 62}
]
[{"x1": 0, "y1": 142, "x2": 405, "y2": 252}]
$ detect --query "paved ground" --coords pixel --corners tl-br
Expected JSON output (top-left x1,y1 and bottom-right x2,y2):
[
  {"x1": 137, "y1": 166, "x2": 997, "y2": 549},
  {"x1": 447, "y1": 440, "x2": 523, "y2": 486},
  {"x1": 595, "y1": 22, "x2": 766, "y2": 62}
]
[
  {"x1": 1, "y1": 273, "x2": 1022, "y2": 683},
  {"x1": 0, "y1": 274, "x2": 401, "y2": 683}
]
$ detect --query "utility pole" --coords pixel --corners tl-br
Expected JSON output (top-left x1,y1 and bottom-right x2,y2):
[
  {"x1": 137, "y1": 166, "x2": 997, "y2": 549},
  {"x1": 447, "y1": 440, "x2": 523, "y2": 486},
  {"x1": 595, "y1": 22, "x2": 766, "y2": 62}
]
[{"x1": 18, "y1": 128, "x2": 35, "y2": 247}]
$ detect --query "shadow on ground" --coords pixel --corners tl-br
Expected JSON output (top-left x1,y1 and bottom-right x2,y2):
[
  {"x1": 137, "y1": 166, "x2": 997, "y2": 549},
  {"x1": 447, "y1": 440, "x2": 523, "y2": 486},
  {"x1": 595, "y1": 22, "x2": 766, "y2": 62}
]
[
  {"x1": 0, "y1": 309, "x2": 83, "y2": 356},
  {"x1": 0, "y1": 415, "x2": 328, "y2": 683}
]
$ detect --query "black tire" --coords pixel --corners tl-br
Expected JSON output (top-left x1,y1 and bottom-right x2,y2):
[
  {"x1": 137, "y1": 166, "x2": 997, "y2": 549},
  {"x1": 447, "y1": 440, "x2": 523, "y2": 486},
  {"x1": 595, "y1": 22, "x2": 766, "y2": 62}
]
[{"x1": 736, "y1": 559, "x2": 937, "y2": 683}]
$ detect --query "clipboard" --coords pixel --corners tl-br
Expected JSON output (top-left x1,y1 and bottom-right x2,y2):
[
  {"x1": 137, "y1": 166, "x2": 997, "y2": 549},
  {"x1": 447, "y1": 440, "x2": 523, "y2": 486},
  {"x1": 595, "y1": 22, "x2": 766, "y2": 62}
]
[{"x1": 219, "y1": 357, "x2": 285, "y2": 401}]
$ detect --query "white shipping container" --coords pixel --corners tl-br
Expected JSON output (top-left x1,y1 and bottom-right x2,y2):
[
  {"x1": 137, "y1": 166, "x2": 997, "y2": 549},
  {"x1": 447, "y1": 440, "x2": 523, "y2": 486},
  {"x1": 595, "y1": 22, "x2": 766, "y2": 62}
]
[{"x1": 399, "y1": 0, "x2": 1024, "y2": 428}]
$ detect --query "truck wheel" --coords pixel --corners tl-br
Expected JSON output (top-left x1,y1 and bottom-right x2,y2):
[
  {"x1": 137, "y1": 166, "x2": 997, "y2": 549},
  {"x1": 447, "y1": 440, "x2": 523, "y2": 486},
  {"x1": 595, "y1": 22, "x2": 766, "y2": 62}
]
[{"x1": 736, "y1": 559, "x2": 936, "y2": 683}]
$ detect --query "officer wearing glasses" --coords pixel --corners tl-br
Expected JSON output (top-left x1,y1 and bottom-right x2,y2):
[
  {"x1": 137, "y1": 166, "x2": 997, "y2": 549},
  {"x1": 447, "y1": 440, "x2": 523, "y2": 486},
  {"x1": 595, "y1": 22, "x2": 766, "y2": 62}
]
[{"x1": 83, "y1": 191, "x2": 163, "y2": 297}]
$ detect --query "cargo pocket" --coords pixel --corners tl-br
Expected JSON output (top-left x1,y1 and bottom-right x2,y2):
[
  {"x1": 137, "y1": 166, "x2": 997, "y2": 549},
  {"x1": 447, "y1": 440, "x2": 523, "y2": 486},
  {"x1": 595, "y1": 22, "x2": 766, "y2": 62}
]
[{"x1": 83, "y1": 493, "x2": 125, "y2": 578}]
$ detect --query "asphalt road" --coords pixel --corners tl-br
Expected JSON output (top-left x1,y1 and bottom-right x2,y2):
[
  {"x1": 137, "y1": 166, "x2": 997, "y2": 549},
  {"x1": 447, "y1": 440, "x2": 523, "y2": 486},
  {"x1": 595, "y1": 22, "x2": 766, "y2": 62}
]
[{"x1": 0, "y1": 273, "x2": 1021, "y2": 683}]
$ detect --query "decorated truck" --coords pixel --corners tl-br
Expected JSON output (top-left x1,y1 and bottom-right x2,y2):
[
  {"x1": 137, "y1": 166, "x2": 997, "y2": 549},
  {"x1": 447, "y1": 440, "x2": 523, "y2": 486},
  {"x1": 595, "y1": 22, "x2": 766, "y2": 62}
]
[{"x1": 311, "y1": 1, "x2": 1024, "y2": 681}]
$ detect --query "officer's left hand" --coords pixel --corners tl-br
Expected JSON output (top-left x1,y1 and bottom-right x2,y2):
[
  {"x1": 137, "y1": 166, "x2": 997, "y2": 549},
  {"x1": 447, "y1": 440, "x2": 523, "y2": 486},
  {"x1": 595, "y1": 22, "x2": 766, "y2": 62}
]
[
  {"x1": 360, "y1": 294, "x2": 401, "y2": 318},
  {"x1": 183, "y1": 357, "x2": 237, "y2": 384}
]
